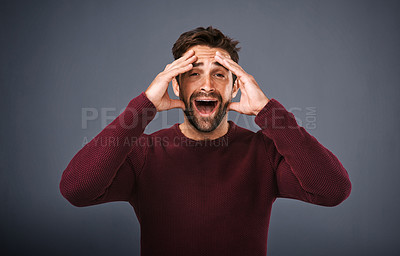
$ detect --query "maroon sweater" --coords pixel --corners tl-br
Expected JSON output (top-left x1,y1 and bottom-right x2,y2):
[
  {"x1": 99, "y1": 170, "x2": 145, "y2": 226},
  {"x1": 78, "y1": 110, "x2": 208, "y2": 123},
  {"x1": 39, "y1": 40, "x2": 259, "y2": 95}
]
[{"x1": 60, "y1": 92, "x2": 351, "y2": 256}]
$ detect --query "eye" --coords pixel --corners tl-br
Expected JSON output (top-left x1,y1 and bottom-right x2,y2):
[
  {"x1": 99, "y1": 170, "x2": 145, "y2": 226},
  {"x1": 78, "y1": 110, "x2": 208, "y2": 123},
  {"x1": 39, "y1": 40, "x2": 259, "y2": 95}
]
[
  {"x1": 189, "y1": 73, "x2": 199, "y2": 76},
  {"x1": 215, "y1": 73, "x2": 225, "y2": 78}
]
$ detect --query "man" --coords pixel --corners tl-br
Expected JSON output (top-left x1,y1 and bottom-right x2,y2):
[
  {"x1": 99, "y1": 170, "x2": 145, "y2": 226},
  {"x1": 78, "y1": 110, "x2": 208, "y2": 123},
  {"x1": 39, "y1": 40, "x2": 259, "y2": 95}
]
[{"x1": 60, "y1": 26, "x2": 352, "y2": 256}]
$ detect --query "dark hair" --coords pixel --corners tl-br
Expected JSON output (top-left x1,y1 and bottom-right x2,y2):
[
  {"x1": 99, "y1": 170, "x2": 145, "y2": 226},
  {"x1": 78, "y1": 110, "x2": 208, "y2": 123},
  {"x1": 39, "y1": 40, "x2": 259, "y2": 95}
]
[{"x1": 172, "y1": 26, "x2": 241, "y2": 85}]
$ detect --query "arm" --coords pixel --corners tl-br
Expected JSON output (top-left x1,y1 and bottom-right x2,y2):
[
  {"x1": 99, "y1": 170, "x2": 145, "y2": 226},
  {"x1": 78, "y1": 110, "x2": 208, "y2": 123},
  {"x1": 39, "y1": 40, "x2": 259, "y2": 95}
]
[
  {"x1": 59, "y1": 92, "x2": 156, "y2": 207},
  {"x1": 214, "y1": 51, "x2": 351, "y2": 207},
  {"x1": 60, "y1": 50, "x2": 197, "y2": 207},
  {"x1": 255, "y1": 99, "x2": 352, "y2": 206}
]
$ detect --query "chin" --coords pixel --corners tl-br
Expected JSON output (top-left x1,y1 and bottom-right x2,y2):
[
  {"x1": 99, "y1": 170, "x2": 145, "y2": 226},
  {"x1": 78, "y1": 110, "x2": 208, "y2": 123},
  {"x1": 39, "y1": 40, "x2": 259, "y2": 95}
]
[
  {"x1": 188, "y1": 105, "x2": 228, "y2": 133},
  {"x1": 181, "y1": 90, "x2": 230, "y2": 133}
]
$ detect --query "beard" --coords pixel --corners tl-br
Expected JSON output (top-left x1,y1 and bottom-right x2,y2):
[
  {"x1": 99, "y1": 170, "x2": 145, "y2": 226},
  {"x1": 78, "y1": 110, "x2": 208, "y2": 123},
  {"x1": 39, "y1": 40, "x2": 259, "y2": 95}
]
[{"x1": 180, "y1": 90, "x2": 230, "y2": 133}]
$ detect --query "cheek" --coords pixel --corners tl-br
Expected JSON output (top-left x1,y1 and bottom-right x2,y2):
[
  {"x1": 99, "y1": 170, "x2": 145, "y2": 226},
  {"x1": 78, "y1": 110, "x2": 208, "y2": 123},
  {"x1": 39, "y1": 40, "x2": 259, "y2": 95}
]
[
  {"x1": 218, "y1": 86, "x2": 234, "y2": 103},
  {"x1": 180, "y1": 80, "x2": 202, "y2": 97},
  {"x1": 179, "y1": 83, "x2": 195, "y2": 101}
]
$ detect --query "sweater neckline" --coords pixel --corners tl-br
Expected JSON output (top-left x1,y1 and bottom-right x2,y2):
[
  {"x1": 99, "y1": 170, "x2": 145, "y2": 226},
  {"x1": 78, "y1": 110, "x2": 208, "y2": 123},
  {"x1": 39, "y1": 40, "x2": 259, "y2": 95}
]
[{"x1": 173, "y1": 121, "x2": 237, "y2": 149}]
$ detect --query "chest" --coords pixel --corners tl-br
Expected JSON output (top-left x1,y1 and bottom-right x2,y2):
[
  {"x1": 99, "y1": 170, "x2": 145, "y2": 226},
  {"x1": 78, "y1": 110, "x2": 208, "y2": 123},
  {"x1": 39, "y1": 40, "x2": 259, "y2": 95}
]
[{"x1": 136, "y1": 144, "x2": 275, "y2": 218}]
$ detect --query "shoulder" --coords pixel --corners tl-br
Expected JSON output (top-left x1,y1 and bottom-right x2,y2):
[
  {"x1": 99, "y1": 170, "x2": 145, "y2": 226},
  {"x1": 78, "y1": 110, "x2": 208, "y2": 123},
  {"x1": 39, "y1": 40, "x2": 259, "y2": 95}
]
[
  {"x1": 231, "y1": 121, "x2": 274, "y2": 146},
  {"x1": 230, "y1": 121, "x2": 261, "y2": 142}
]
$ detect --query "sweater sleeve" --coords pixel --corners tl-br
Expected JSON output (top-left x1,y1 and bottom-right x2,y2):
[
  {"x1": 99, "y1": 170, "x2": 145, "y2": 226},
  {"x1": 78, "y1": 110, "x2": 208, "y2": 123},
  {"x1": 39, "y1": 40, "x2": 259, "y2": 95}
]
[
  {"x1": 59, "y1": 92, "x2": 157, "y2": 207},
  {"x1": 255, "y1": 99, "x2": 352, "y2": 207}
]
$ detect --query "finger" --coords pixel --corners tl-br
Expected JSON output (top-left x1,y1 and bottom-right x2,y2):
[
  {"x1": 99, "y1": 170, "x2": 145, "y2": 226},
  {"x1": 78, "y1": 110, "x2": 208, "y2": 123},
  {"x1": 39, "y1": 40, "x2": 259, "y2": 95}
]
[
  {"x1": 177, "y1": 54, "x2": 197, "y2": 68},
  {"x1": 166, "y1": 54, "x2": 197, "y2": 71},
  {"x1": 154, "y1": 63, "x2": 193, "y2": 93},
  {"x1": 214, "y1": 54, "x2": 245, "y2": 76},
  {"x1": 228, "y1": 101, "x2": 241, "y2": 113},
  {"x1": 215, "y1": 51, "x2": 231, "y2": 59},
  {"x1": 215, "y1": 51, "x2": 240, "y2": 67},
  {"x1": 168, "y1": 99, "x2": 185, "y2": 110},
  {"x1": 215, "y1": 55, "x2": 254, "y2": 87},
  {"x1": 179, "y1": 49, "x2": 196, "y2": 61},
  {"x1": 214, "y1": 52, "x2": 247, "y2": 79},
  {"x1": 166, "y1": 63, "x2": 194, "y2": 80},
  {"x1": 165, "y1": 50, "x2": 196, "y2": 71},
  {"x1": 214, "y1": 55, "x2": 245, "y2": 78}
]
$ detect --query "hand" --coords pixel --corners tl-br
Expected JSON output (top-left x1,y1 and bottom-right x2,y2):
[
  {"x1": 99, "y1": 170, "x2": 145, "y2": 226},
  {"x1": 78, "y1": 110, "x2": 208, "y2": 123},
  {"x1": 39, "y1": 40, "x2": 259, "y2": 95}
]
[
  {"x1": 214, "y1": 51, "x2": 270, "y2": 116},
  {"x1": 145, "y1": 50, "x2": 197, "y2": 111}
]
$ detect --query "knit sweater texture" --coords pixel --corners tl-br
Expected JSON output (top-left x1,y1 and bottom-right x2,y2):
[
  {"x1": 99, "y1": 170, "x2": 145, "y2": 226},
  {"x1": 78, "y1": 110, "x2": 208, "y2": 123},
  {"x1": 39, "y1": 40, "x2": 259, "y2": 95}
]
[{"x1": 60, "y1": 92, "x2": 352, "y2": 256}]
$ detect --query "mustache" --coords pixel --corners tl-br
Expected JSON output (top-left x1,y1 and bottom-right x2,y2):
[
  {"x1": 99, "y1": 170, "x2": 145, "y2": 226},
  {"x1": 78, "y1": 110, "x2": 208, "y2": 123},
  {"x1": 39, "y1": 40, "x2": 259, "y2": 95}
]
[{"x1": 189, "y1": 91, "x2": 222, "y2": 102}]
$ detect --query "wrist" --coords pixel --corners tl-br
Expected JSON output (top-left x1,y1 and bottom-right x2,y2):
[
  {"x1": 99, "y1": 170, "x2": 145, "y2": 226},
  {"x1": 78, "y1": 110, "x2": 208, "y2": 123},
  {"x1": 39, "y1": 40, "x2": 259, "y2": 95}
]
[
  {"x1": 253, "y1": 98, "x2": 270, "y2": 116},
  {"x1": 144, "y1": 90, "x2": 159, "y2": 110}
]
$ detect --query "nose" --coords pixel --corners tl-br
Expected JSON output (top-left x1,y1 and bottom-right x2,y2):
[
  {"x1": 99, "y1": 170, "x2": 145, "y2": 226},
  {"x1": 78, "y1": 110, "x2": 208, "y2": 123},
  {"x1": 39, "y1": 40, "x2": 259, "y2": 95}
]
[{"x1": 200, "y1": 75, "x2": 215, "y2": 92}]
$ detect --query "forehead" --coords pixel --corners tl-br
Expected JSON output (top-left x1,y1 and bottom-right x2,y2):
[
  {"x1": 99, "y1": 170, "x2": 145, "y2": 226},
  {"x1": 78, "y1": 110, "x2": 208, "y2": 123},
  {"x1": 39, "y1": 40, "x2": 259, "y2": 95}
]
[{"x1": 187, "y1": 45, "x2": 231, "y2": 60}]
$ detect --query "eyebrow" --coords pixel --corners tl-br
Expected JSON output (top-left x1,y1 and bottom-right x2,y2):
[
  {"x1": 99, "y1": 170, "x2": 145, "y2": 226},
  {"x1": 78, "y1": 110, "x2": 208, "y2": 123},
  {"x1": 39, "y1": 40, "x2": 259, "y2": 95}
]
[{"x1": 192, "y1": 61, "x2": 229, "y2": 71}]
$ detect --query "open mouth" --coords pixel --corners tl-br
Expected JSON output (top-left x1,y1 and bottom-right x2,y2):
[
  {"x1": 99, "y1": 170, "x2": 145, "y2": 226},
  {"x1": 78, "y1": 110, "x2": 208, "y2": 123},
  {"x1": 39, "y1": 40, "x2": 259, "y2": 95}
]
[{"x1": 194, "y1": 99, "x2": 219, "y2": 115}]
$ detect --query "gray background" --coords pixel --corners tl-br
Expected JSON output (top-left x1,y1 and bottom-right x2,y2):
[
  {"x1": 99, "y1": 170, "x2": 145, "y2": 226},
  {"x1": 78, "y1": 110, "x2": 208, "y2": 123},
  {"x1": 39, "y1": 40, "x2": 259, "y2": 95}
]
[{"x1": 1, "y1": 0, "x2": 399, "y2": 255}]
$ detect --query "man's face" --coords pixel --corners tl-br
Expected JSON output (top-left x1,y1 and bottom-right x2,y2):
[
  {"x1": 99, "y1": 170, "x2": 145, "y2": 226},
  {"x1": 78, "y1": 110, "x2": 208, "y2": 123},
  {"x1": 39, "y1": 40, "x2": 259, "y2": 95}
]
[{"x1": 178, "y1": 45, "x2": 236, "y2": 132}]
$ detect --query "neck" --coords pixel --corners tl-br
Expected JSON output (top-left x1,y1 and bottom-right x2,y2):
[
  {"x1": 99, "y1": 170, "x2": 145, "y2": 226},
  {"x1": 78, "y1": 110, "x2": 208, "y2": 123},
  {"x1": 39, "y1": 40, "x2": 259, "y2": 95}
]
[{"x1": 179, "y1": 116, "x2": 230, "y2": 141}]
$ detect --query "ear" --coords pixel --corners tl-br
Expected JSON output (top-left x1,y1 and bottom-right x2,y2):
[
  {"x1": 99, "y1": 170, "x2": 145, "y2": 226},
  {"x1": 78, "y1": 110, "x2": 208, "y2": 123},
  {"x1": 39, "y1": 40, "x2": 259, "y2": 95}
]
[
  {"x1": 172, "y1": 75, "x2": 180, "y2": 97},
  {"x1": 232, "y1": 78, "x2": 239, "y2": 98}
]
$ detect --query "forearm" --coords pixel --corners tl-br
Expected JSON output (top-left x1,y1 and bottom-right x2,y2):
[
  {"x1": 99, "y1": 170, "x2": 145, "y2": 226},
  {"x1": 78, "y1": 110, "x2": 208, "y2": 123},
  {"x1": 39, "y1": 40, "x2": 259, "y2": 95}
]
[
  {"x1": 59, "y1": 92, "x2": 156, "y2": 206},
  {"x1": 255, "y1": 99, "x2": 352, "y2": 206}
]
